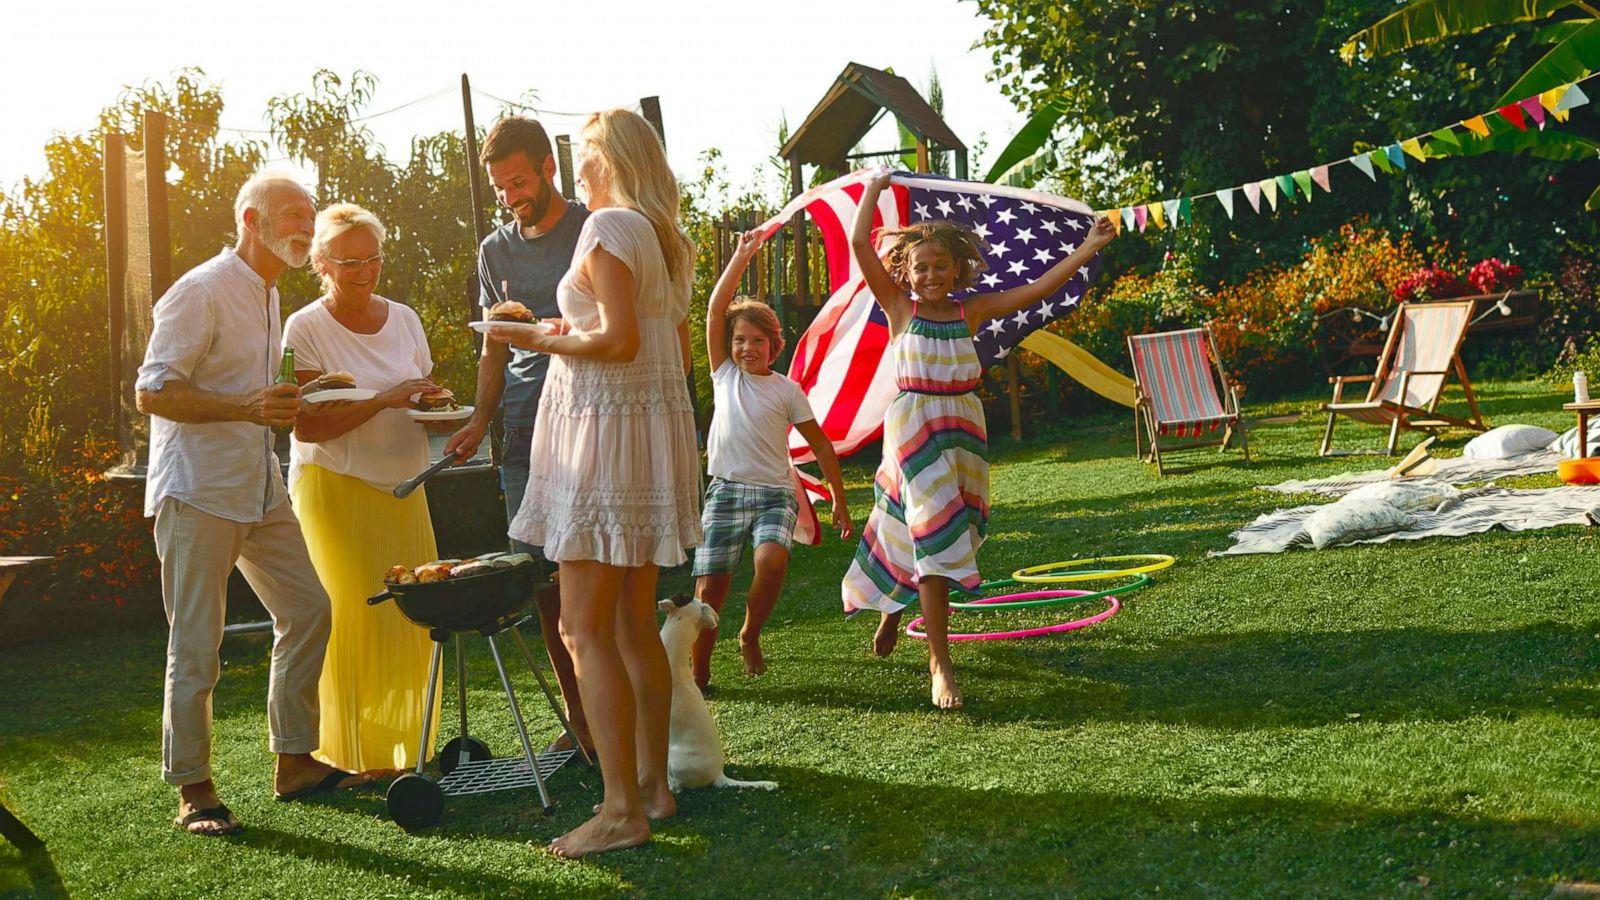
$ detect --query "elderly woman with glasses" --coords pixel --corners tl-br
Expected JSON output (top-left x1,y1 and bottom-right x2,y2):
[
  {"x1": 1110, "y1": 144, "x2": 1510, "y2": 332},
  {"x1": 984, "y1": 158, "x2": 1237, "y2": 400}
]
[{"x1": 283, "y1": 202, "x2": 443, "y2": 776}]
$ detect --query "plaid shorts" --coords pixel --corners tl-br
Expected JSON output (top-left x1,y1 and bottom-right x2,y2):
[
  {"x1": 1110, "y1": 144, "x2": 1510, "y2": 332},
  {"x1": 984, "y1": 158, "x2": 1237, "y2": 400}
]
[{"x1": 691, "y1": 478, "x2": 799, "y2": 576}]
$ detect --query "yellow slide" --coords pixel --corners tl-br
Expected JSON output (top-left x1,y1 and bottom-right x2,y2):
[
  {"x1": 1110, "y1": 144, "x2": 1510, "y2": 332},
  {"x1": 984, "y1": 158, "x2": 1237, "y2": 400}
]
[{"x1": 1018, "y1": 331, "x2": 1137, "y2": 409}]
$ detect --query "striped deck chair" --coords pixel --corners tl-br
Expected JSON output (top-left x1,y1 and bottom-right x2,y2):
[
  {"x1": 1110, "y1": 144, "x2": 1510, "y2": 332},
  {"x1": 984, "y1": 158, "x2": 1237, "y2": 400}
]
[
  {"x1": 1128, "y1": 326, "x2": 1249, "y2": 476},
  {"x1": 1320, "y1": 299, "x2": 1487, "y2": 456}
]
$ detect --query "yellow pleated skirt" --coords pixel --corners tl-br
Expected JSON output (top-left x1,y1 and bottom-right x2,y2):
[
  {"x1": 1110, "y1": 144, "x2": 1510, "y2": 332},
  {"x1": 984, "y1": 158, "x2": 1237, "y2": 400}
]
[{"x1": 291, "y1": 463, "x2": 440, "y2": 772}]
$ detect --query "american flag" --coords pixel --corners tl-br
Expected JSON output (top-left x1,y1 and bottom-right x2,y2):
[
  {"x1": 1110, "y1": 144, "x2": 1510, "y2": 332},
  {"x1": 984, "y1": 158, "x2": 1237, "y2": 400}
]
[{"x1": 756, "y1": 169, "x2": 1102, "y2": 544}]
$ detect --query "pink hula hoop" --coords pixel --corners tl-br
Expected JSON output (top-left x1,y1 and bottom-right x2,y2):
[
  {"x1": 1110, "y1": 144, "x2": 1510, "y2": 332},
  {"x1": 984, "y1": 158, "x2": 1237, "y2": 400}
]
[{"x1": 904, "y1": 590, "x2": 1121, "y2": 641}]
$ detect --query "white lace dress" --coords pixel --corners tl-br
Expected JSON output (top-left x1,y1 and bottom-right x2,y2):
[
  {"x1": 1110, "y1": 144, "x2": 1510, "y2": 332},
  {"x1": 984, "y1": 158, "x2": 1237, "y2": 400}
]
[{"x1": 508, "y1": 207, "x2": 702, "y2": 567}]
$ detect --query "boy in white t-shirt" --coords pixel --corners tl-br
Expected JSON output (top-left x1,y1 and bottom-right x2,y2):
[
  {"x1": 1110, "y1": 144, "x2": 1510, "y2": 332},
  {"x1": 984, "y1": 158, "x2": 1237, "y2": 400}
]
[{"x1": 692, "y1": 230, "x2": 853, "y2": 691}]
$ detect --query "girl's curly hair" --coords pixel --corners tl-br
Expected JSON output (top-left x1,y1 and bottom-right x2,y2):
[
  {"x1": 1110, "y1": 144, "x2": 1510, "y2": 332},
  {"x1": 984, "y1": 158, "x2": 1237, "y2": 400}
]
[{"x1": 878, "y1": 220, "x2": 990, "y2": 293}]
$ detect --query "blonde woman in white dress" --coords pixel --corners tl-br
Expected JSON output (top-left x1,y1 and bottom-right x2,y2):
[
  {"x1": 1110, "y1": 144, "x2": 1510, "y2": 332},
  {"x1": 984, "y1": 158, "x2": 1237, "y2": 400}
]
[{"x1": 493, "y1": 109, "x2": 700, "y2": 858}]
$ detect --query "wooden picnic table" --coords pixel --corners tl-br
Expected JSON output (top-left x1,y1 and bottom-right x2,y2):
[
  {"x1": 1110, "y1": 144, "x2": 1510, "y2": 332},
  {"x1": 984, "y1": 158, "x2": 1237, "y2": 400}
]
[
  {"x1": 0, "y1": 556, "x2": 51, "y2": 850},
  {"x1": 1563, "y1": 400, "x2": 1600, "y2": 459}
]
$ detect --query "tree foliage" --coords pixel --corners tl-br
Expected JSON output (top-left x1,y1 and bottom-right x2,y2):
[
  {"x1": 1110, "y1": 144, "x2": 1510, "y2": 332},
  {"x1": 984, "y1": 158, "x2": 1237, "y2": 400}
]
[{"x1": 971, "y1": 0, "x2": 1600, "y2": 285}]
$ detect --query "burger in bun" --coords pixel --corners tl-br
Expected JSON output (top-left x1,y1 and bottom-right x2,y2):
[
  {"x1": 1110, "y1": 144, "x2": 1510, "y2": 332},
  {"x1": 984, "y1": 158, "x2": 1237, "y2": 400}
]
[
  {"x1": 488, "y1": 300, "x2": 534, "y2": 322},
  {"x1": 304, "y1": 371, "x2": 356, "y2": 393},
  {"x1": 413, "y1": 387, "x2": 457, "y2": 412}
]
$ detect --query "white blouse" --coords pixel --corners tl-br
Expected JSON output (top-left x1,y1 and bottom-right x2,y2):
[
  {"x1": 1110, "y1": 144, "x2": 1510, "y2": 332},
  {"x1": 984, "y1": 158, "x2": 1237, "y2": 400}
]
[{"x1": 283, "y1": 298, "x2": 433, "y2": 493}]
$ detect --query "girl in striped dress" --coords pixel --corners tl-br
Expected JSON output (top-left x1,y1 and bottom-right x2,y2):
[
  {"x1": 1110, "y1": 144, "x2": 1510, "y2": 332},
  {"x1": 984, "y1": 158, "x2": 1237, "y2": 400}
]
[{"x1": 842, "y1": 169, "x2": 1115, "y2": 709}]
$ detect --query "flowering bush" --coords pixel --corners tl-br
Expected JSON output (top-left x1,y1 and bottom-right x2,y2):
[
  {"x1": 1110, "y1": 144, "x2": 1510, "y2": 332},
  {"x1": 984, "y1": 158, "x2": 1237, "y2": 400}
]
[
  {"x1": 1392, "y1": 265, "x2": 1470, "y2": 303},
  {"x1": 0, "y1": 406, "x2": 158, "y2": 615},
  {"x1": 1467, "y1": 258, "x2": 1524, "y2": 294},
  {"x1": 1034, "y1": 222, "x2": 1433, "y2": 401}
]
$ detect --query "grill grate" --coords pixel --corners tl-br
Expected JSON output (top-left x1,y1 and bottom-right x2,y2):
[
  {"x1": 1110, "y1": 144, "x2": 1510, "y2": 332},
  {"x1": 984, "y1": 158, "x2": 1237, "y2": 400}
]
[{"x1": 438, "y1": 750, "x2": 575, "y2": 797}]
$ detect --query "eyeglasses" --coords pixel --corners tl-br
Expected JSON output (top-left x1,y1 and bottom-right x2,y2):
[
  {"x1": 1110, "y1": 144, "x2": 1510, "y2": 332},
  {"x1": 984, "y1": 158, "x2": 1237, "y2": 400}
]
[{"x1": 327, "y1": 253, "x2": 383, "y2": 272}]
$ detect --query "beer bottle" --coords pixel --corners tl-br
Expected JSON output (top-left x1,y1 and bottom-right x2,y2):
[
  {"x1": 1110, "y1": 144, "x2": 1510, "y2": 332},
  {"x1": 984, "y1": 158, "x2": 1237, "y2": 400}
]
[{"x1": 273, "y1": 347, "x2": 297, "y2": 435}]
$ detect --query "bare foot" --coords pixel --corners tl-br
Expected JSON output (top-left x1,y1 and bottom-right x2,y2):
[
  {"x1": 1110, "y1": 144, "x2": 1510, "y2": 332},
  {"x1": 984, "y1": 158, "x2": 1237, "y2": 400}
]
[
  {"x1": 640, "y1": 780, "x2": 677, "y2": 821},
  {"x1": 930, "y1": 659, "x2": 964, "y2": 710},
  {"x1": 174, "y1": 781, "x2": 240, "y2": 836},
  {"x1": 549, "y1": 810, "x2": 651, "y2": 859},
  {"x1": 739, "y1": 635, "x2": 767, "y2": 676},
  {"x1": 542, "y1": 731, "x2": 596, "y2": 758},
  {"x1": 595, "y1": 785, "x2": 675, "y2": 820},
  {"x1": 273, "y1": 754, "x2": 372, "y2": 798},
  {"x1": 872, "y1": 611, "x2": 903, "y2": 657}
]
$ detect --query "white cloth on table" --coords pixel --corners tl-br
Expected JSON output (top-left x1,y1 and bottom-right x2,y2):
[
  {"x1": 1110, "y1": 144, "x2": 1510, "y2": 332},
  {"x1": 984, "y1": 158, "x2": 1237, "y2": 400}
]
[
  {"x1": 283, "y1": 298, "x2": 433, "y2": 493},
  {"x1": 509, "y1": 207, "x2": 702, "y2": 567},
  {"x1": 136, "y1": 247, "x2": 287, "y2": 523}
]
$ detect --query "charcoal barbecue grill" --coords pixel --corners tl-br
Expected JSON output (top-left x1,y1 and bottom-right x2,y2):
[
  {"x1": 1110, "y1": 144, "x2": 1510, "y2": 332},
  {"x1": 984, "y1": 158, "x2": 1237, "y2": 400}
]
[{"x1": 367, "y1": 561, "x2": 592, "y2": 830}]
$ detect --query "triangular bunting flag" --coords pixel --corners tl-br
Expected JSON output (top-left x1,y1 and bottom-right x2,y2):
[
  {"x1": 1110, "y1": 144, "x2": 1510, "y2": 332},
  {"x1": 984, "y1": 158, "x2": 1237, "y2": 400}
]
[
  {"x1": 1371, "y1": 148, "x2": 1395, "y2": 174},
  {"x1": 1243, "y1": 182, "x2": 1262, "y2": 213},
  {"x1": 1462, "y1": 115, "x2": 1491, "y2": 137},
  {"x1": 1520, "y1": 95, "x2": 1547, "y2": 128},
  {"x1": 1260, "y1": 178, "x2": 1279, "y2": 211},
  {"x1": 1401, "y1": 138, "x2": 1427, "y2": 162},
  {"x1": 1177, "y1": 197, "x2": 1192, "y2": 225},
  {"x1": 1276, "y1": 174, "x2": 1297, "y2": 203},
  {"x1": 1430, "y1": 127, "x2": 1461, "y2": 151},
  {"x1": 1292, "y1": 169, "x2": 1314, "y2": 200},
  {"x1": 1350, "y1": 154, "x2": 1377, "y2": 180},
  {"x1": 1311, "y1": 165, "x2": 1332, "y2": 193},
  {"x1": 1386, "y1": 144, "x2": 1407, "y2": 170},
  {"x1": 1217, "y1": 189, "x2": 1235, "y2": 219},
  {"x1": 1150, "y1": 201, "x2": 1167, "y2": 229},
  {"x1": 1498, "y1": 103, "x2": 1527, "y2": 131},
  {"x1": 1162, "y1": 199, "x2": 1180, "y2": 228},
  {"x1": 1556, "y1": 82, "x2": 1590, "y2": 113},
  {"x1": 1107, "y1": 208, "x2": 1122, "y2": 233},
  {"x1": 1133, "y1": 205, "x2": 1148, "y2": 232},
  {"x1": 1541, "y1": 87, "x2": 1567, "y2": 115}
]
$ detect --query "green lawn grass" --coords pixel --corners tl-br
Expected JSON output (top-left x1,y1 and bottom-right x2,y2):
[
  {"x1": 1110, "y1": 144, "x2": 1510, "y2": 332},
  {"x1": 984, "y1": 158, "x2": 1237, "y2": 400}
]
[{"x1": 4, "y1": 380, "x2": 1598, "y2": 897}]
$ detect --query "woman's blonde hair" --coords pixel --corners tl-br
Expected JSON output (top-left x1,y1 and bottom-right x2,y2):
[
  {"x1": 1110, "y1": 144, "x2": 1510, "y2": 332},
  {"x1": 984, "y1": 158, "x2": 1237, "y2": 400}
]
[
  {"x1": 879, "y1": 220, "x2": 989, "y2": 293},
  {"x1": 580, "y1": 109, "x2": 694, "y2": 286},
  {"x1": 311, "y1": 203, "x2": 387, "y2": 293},
  {"x1": 725, "y1": 297, "x2": 785, "y2": 360}
]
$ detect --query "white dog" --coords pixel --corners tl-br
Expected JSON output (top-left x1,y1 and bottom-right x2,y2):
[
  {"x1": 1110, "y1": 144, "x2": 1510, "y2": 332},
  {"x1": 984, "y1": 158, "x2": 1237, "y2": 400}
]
[{"x1": 659, "y1": 596, "x2": 777, "y2": 792}]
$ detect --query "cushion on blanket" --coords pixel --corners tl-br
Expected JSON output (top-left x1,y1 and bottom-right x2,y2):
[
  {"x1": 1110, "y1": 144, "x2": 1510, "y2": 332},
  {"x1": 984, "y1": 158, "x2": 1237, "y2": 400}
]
[
  {"x1": 1299, "y1": 481, "x2": 1460, "y2": 549},
  {"x1": 1553, "y1": 419, "x2": 1600, "y2": 458},
  {"x1": 1462, "y1": 424, "x2": 1558, "y2": 459}
]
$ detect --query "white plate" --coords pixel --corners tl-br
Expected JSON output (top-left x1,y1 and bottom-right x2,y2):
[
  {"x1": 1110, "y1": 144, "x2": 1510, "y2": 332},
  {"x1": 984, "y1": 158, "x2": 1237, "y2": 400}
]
[
  {"x1": 408, "y1": 405, "x2": 475, "y2": 422},
  {"x1": 302, "y1": 388, "x2": 377, "y2": 403},
  {"x1": 469, "y1": 320, "x2": 555, "y2": 335}
]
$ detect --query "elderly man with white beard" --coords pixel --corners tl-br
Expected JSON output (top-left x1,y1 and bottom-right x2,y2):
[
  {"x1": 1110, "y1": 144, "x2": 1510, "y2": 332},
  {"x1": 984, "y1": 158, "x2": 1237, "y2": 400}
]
[{"x1": 135, "y1": 170, "x2": 365, "y2": 837}]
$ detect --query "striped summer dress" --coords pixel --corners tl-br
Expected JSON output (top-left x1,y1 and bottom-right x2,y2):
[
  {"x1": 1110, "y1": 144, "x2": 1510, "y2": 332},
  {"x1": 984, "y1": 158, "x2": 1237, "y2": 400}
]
[{"x1": 842, "y1": 303, "x2": 989, "y2": 613}]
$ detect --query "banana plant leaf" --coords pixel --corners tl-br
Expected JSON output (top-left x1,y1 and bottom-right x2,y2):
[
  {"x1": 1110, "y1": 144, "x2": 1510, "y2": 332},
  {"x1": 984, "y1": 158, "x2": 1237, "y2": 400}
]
[
  {"x1": 982, "y1": 103, "x2": 1066, "y2": 184},
  {"x1": 1340, "y1": 0, "x2": 1582, "y2": 61},
  {"x1": 1497, "y1": 18, "x2": 1600, "y2": 103}
]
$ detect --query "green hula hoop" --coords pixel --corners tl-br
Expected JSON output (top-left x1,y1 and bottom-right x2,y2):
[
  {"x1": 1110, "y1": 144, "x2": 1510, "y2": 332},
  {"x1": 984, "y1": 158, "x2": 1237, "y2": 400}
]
[
  {"x1": 955, "y1": 572, "x2": 1121, "y2": 597},
  {"x1": 1013, "y1": 554, "x2": 1175, "y2": 584},
  {"x1": 950, "y1": 573, "x2": 1151, "y2": 610}
]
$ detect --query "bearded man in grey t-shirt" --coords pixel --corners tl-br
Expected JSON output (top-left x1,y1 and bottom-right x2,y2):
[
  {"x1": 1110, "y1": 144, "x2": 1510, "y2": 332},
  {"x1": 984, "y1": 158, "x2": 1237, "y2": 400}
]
[{"x1": 444, "y1": 117, "x2": 591, "y2": 756}]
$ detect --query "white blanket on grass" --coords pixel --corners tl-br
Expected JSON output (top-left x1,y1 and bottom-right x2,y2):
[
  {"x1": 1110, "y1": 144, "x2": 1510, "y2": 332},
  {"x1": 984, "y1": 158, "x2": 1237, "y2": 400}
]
[
  {"x1": 1215, "y1": 483, "x2": 1599, "y2": 555},
  {"x1": 1262, "y1": 448, "x2": 1564, "y2": 497}
]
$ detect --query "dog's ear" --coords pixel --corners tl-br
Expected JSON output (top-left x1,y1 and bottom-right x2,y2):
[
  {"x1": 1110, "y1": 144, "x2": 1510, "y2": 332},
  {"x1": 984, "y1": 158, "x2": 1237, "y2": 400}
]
[
  {"x1": 657, "y1": 598, "x2": 677, "y2": 615},
  {"x1": 698, "y1": 602, "x2": 719, "y2": 630}
]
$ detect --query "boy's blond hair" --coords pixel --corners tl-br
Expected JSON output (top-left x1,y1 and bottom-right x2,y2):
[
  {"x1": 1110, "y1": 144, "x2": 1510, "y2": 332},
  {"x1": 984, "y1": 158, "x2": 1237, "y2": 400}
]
[{"x1": 725, "y1": 297, "x2": 785, "y2": 361}]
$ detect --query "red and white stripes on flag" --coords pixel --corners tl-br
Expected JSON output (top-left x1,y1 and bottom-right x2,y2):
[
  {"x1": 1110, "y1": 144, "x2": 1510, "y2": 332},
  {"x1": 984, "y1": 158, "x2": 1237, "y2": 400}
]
[{"x1": 755, "y1": 168, "x2": 1099, "y2": 544}]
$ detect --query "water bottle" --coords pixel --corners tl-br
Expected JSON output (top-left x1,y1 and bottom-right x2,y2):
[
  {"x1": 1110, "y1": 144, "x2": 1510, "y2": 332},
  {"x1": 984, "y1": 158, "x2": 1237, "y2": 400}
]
[{"x1": 1576, "y1": 370, "x2": 1590, "y2": 404}]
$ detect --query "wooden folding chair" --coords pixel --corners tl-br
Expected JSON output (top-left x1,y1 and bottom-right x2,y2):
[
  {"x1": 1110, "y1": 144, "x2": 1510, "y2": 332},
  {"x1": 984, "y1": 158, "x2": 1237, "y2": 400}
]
[
  {"x1": 1320, "y1": 299, "x2": 1487, "y2": 456},
  {"x1": 1128, "y1": 326, "x2": 1250, "y2": 476}
]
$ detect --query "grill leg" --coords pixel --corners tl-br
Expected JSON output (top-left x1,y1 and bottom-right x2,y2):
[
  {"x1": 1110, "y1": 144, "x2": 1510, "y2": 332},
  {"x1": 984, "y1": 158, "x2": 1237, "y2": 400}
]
[
  {"x1": 454, "y1": 635, "x2": 470, "y2": 739},
  {"x1": 484, "y1": 635, "x2": 554, "y2": 812},
  {"x1": 414, "y1": 641, "x2": 444, "y2": 776},
  {"x1": 509, "y1": 624, "x2": 594, "y2": 768}
]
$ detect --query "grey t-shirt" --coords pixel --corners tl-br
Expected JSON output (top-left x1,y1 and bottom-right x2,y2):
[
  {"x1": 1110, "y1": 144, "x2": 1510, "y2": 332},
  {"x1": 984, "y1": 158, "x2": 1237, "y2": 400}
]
[{"x1": 477, "y1": 202, "x2": 589, "y2": 428}]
